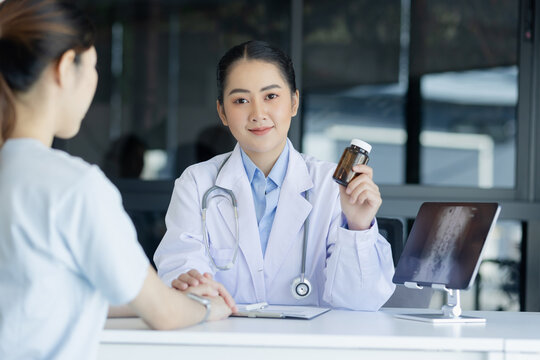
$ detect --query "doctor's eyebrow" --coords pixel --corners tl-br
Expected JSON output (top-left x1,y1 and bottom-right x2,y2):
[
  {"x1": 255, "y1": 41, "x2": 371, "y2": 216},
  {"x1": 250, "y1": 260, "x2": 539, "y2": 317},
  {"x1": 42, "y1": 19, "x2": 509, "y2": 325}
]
[
  {"x1": 227, "y1": 84, "x2": 282, "y2": 96},
  {"x1": 228, "y1": 88, "x2": 249, "y2": 95},
  {"x1": 260, "y1": 84, "x2": 281, "y2": 92}
]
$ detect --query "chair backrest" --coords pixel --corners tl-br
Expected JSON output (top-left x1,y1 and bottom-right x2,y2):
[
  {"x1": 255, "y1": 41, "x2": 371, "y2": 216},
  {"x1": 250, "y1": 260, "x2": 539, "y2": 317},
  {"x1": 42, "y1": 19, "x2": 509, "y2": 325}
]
[
  {"x1": 377, "y1": 217, "x2": 434, "y2": 308},
  {"x1": 377, "y1": 217, "x2": 404, "y2": 267}
]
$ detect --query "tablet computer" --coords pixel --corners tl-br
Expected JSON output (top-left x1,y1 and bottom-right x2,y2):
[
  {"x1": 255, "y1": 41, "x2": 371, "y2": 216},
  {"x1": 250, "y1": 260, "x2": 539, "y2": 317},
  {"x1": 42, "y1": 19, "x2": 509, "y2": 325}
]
[{"x1": 392, "y1": 202, "x2": 501, "y2": 290}]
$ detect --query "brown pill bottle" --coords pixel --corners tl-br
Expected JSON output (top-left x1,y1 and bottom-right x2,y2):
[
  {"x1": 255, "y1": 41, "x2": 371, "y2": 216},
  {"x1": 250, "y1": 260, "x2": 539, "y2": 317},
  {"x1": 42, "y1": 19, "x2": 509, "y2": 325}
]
[{"x1": 332, "y1": 139, "x2": 372, "y2": 186}]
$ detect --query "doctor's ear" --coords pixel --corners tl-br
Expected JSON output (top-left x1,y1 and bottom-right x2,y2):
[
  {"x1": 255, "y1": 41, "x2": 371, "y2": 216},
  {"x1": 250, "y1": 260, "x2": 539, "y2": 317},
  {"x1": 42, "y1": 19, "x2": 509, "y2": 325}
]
[
  {"x1": 217, "y1": 100, "x2": 229, "y2": 126},
  {"x1": 291, "y1": 90, "x2": 299, "y2": 117}
]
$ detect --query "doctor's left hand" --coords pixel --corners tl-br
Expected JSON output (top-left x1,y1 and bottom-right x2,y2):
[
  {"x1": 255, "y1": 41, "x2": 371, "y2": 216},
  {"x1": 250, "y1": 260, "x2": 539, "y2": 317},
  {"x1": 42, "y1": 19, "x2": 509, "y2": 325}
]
[
  {"x1": 172, "y1": 270, "x2": 237, "y2": 312},
  {"x1": 338, "y1": 164, "x2": 382, "y2": 231}
]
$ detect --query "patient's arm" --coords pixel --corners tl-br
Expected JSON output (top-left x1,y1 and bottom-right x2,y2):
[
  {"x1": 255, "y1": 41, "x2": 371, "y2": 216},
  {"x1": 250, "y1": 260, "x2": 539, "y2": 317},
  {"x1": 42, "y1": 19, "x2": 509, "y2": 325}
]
[{"x1": 106, "y1": 266, "x2": 232, "y2": 329}]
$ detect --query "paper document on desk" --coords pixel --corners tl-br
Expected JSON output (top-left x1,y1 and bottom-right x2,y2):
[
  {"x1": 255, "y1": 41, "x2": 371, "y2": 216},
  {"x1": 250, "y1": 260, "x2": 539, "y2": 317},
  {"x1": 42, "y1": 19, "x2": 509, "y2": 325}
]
[{"x1": 232, "y1": 305, "x2": 331, "y2": 320}]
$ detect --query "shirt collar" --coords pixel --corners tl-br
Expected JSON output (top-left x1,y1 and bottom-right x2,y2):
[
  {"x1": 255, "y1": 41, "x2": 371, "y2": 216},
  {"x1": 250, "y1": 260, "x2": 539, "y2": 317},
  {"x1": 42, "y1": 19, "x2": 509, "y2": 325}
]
[{"x1": 240, "y1": 142, "x2": 289, "y2": 187}]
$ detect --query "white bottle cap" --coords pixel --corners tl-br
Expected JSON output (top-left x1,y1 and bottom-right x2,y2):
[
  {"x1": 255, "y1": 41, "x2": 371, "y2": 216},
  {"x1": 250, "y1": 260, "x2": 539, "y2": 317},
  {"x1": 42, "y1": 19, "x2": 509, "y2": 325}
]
[{"x1": 350, "y1": 139, "x2": 372, "y2": 153}]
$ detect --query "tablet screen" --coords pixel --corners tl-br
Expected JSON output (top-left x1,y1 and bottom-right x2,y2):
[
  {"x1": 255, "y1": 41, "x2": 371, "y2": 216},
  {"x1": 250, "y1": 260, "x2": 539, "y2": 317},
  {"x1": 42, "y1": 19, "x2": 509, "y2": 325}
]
[{"x1": 392, "y1": 202, "x2": 500, "y2": 290}]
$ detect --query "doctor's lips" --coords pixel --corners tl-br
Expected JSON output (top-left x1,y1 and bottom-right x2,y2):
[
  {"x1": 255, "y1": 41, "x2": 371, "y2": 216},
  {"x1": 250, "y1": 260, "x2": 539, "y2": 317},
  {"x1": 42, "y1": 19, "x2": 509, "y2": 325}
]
[{"x1": 249, "y1": 126, "x2": 273, "y2": 135}]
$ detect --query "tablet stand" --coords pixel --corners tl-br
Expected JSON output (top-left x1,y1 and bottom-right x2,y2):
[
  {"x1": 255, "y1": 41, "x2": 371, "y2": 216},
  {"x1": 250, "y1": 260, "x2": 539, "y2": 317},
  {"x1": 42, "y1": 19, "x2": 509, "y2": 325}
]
[{"x1": 394, "y1": 282, "x2": 486, "y2": 323}]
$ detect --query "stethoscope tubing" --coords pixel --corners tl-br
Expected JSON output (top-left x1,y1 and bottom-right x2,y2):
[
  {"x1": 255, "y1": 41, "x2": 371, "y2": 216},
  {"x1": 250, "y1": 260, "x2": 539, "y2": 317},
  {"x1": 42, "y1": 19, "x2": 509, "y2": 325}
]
[
  {"x1": 202, "y1": 185, "x2": 240, "y2": 271},
  {"x1": 201, "y1": 154, "x2": 312, "y2": 298}
]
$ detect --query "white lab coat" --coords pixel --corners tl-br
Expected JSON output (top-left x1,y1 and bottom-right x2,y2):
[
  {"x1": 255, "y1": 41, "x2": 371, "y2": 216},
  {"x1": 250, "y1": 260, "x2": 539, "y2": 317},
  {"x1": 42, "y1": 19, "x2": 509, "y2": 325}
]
[{"x1": 154, "y1": 140, "x2": 395, "y2": 310}]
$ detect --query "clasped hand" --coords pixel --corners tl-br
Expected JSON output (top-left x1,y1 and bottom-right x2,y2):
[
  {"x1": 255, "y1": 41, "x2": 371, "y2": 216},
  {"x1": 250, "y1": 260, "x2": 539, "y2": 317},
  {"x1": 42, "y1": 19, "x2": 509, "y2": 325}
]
[{"x1": 173, "y1": 269, "x2": 238, "y2": 313}]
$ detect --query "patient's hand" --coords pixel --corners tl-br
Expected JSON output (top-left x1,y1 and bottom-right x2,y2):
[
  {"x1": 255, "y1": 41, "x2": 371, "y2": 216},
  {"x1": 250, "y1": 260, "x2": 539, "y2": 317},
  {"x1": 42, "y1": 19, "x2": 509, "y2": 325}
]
[{"x1": 172, "y1": 270, "x2": 237, "y2": 312}]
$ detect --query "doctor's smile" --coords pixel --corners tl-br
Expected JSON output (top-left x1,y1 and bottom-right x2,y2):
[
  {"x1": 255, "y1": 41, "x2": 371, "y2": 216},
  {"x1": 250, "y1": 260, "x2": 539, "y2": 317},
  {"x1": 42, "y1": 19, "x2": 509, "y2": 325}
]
[{"x1": 249, "y1": 126, "x2": 274, "y2": 135}]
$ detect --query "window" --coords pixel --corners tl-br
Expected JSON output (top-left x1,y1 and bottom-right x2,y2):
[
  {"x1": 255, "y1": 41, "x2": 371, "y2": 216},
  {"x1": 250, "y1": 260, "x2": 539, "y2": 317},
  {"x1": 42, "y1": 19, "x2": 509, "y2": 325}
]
[
  {"x1": 302, "y1": 0, "x2": 519, "y2": 189},
  {"x1": 70, "y1": 0, "x2": 291, "y2": 180}
]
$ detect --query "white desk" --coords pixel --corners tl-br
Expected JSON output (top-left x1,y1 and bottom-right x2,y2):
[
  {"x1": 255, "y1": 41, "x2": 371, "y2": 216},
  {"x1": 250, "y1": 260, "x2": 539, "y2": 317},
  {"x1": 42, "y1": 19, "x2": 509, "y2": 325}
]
[{"x1": 99, "y1": 308, "x2": 540, "y2": 360}]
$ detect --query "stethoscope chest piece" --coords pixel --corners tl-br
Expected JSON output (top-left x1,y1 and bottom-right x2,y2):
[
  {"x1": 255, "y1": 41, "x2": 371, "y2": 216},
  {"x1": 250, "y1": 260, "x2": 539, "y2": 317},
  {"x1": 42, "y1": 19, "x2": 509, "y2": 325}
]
[{"x1": 291, "y1": 276, "x2": 312, "y2": 299}]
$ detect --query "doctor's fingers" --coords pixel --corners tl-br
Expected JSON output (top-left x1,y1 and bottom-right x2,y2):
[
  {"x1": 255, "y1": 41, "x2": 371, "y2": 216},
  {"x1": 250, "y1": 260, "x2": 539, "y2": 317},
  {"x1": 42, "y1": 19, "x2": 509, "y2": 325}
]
[
  {"x1": 175, "y1": 270, "x2": 206, "y2": 287},
  {"x1": 187, "y1": 269, "x2": 207, "y2": 282},
  {"x1": 208, "y1": 296, "x2": 233, "y2": 321},
  {"x1": 180, "y1": 283, "x2": 219, "y2": 297},
  {"x1": 172, "y1": 274, "x2": 204, "y2": 290},
  {"x1": 171, "y1": 278, "x2": 190, "y2": 290},
  {"x1": 352, "y1": 164, "x2": 374, "y2": 179},
  {"x1": 219, "y1": 287, "x2": 237, "y2": 312},
  {"x1": 345, "y1": 173, "x2": 378, "y2": 195},
  {"x1": 202, "y1": 278, "x2": 237, "y2": 312},
  {"x1": 345, "y1": 183, "x2": 381, "y2": 206},
  {"x1": 352, "y1": 189, "x2": 382, "y2": 209},
  {"x1": 345, "y1": 177, "x2": 380, "y2": 199}
]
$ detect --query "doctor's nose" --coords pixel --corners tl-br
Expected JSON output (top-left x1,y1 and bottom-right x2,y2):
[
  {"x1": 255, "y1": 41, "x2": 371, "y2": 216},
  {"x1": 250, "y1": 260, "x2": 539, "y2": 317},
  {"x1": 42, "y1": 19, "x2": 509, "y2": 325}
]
[{"x1": 250, "y1": 100, "x2": 267, "y2": 122}]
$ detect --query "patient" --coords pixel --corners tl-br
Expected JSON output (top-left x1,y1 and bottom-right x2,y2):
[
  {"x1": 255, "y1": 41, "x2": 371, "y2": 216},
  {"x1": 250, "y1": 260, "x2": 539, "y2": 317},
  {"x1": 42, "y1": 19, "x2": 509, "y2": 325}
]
[{"x1": 0, "y1": 1, "x2": 234, "y2": 359}]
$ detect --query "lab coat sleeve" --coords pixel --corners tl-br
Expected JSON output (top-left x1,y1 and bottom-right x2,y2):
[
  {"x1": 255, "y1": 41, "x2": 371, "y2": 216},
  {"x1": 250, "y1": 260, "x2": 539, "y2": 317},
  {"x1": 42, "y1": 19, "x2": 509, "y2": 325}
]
[
  {"x1": 154, "y1": 169, "x2": 215, "y2": 286},
  {"x1": 323, "y1": 209, "x2": 396, "y2": 311}
]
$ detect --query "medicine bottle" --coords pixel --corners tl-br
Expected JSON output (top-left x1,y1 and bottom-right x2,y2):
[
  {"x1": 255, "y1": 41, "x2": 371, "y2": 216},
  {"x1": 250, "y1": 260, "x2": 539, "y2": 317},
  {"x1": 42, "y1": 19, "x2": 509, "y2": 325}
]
[{"x1": 332, "y1": 139, "x2": 372, "y2": 186}]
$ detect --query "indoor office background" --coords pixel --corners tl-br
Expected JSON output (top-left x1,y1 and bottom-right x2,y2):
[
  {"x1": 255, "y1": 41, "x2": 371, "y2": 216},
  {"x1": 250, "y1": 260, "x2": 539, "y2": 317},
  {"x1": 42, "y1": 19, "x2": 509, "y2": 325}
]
[{"x1": 56, "y1": 0, "x2": 540, "y2": 312}]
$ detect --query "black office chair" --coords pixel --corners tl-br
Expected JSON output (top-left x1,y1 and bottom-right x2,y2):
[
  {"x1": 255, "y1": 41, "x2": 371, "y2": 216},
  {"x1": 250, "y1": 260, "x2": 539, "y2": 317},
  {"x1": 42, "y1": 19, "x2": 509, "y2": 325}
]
[
  {"x1": 377, "y1": 217, "x2": 404, "y2": 267},
  {"x1": 377, "y1": 217, "x2": 434, "y2": 308}
]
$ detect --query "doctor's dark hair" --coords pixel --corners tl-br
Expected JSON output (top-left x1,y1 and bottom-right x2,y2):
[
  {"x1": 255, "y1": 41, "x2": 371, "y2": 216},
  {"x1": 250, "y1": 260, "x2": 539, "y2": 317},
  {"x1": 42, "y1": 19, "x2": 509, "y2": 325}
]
[
  {"x1": 216, "y1": 40, "x2": 297, "y2": 104},
  {"x1": 0, "y1": 0, "x2": 95, "y2": 143}
]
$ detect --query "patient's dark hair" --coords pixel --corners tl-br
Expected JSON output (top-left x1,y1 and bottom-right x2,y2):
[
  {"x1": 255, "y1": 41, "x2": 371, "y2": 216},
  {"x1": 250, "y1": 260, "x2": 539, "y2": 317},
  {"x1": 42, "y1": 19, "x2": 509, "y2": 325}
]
[
  {"x1": 0, "y1": 0, "x2": 95, "y2": 143},
  {"x1": 216, "y1": 40, "x2": 296, "y2": 104}
]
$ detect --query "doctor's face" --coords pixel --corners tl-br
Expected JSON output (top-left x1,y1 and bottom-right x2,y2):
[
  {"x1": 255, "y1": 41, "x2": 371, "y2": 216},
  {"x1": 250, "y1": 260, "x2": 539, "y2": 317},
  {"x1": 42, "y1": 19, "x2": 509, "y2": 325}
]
[{"x1": 217, "y1": 59, "x2": 299, "y2": 163}]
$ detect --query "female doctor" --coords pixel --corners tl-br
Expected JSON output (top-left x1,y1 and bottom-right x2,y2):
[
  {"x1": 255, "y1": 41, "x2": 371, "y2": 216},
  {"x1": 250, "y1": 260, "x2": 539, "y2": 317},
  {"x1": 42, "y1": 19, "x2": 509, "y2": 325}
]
[{"x1": 154, "y1": 40, "x2": 395, "y2": 310}]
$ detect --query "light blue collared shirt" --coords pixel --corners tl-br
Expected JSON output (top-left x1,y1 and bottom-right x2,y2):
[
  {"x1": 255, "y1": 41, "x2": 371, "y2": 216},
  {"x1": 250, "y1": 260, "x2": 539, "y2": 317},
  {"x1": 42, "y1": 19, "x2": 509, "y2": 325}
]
[{"x1": 240, "y1": 143, "x2": 289, "y2": 256}]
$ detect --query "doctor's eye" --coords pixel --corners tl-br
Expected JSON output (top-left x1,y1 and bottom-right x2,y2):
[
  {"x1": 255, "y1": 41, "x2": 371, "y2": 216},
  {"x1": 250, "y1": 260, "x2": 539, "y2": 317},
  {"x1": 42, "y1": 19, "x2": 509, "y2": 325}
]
[
  {"x1": 265, "y1": 93, "x2": 278, "y2": 100},
  {"x1": 233, "y1": 98, "x2": 249, "y2": 104}
]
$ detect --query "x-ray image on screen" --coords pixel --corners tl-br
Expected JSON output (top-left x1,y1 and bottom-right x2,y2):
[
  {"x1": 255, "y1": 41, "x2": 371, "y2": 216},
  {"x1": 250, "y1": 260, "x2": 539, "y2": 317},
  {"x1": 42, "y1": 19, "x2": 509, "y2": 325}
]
[
  {"x1": 413, "y1": 206, "x2": 473, "y2": 285},
  {"x1": 393, "y1": 202, "x2": 500, "y2": 290}
]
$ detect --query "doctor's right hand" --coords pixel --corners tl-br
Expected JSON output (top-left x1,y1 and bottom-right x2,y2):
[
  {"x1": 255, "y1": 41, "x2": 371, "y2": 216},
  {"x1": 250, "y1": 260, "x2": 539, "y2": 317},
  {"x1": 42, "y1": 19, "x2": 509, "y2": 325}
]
[
  {"x1": 207, "y1": 296, "x2": 233, "y2": 322},
  {"x1": 173, "y1": 269, "x2": 237, "y2": 312}
]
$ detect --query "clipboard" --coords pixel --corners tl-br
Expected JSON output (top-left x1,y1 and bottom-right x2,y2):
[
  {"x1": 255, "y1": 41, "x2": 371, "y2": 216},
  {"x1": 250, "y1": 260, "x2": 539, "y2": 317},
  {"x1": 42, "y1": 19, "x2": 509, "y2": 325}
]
[{"x1": 232, "y1": 305, "x2": 331, "y2": 320}]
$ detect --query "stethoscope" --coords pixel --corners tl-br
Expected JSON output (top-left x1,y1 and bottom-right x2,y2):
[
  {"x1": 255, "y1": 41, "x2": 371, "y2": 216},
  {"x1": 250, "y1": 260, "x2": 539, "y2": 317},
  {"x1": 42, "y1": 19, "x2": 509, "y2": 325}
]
[{"x1": 201, "y1": 155, "x2": 312, "y2": 299}]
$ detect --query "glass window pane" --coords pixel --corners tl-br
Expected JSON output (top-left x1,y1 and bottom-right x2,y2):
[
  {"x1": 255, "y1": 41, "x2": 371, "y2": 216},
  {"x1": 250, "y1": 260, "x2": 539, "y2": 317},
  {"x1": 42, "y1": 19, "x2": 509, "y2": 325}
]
[
  {"x1": 302, "y1": 0, "x2": 519, "y2": 189},
  {"x1": 302, "y1": 0, "x2": 405, "y2": 185},
  {"x1": 415, "y1": 1, "x2": 519, "y2": 188},
  {"x1": 69, "y1": 0, "x2": 290, "y2": 180},
  {"x1": 475, "y1": 220, "x2": 522, "y2": 311}
]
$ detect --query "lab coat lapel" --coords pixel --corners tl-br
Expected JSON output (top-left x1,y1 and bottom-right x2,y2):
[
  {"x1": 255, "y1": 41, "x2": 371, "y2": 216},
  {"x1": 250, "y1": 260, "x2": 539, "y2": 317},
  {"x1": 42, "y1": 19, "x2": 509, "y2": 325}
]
[
  {"x1": 215, "y1": 144, "x2": 265, "y2": 293},
  {"x1": 264, "y1": 144, "x2": 313, "y2": 285}
]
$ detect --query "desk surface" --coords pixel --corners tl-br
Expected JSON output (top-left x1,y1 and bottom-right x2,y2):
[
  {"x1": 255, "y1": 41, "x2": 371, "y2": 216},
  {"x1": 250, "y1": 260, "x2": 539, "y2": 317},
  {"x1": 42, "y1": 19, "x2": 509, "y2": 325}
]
[{"x1": 102, "y1": 308, "x2": 540, "y2": 353}]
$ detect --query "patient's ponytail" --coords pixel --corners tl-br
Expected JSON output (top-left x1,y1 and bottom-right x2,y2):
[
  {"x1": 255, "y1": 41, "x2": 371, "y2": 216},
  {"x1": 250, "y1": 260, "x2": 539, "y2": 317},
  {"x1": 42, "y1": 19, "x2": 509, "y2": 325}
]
[{"x1": 0, "y1": 0, "x2": 95, "y2": 144}]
